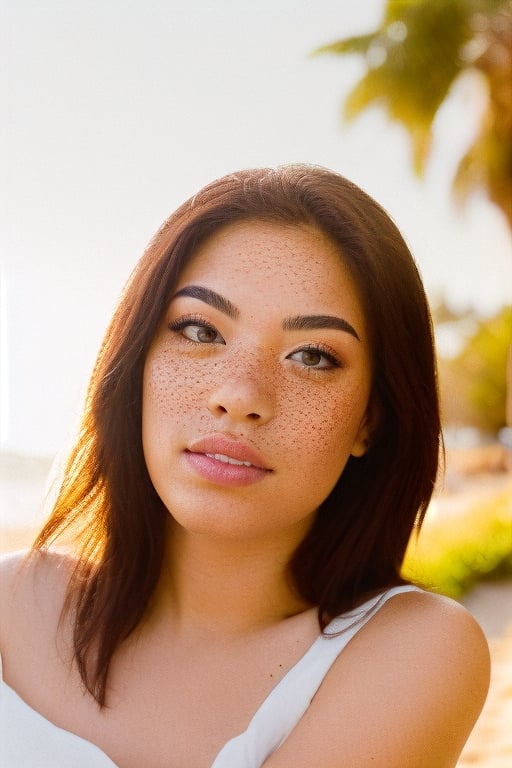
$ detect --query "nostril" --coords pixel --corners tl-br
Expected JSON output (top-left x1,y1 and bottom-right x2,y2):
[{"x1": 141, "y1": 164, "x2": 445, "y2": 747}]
[{"x1": 208, "y1": 389, "x2": 270, "y2": 423}]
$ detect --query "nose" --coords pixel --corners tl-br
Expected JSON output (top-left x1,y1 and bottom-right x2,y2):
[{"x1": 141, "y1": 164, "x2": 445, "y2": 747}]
[{"x1": 207, "y1": 362, "x2": 274, "y2": 425}]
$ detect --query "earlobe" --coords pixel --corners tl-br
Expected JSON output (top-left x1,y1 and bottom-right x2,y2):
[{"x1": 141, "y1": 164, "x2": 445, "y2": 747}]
[
  {"x1": 351, "y1": 397, "x2": 380, "y2": 458},
  {"x1": 350, "y1": 421, "x2": 371, "y2": 458}
]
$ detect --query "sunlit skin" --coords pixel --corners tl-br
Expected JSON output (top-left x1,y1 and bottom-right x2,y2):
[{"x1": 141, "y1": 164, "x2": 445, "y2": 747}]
[{"x1": 142, "y1": 220, "x2": 373, "y2": 552}]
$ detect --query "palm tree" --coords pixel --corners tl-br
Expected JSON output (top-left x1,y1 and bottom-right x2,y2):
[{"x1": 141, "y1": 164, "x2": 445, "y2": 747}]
[{"x1": 316, "y1": 0, "x2": 512, "y2": 228}]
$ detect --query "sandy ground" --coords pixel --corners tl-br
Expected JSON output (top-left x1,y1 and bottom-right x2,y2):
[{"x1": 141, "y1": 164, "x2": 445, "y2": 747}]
[{"x1": 443, "y1": 471, "x2": 512, "y2": 767}]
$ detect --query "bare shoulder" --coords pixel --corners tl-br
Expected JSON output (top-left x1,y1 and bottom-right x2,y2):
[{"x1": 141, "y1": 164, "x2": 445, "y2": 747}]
[
  {"x1": 370, "y1": 588, "x2": 490, "y2": 696},
  {"x1": 372, "y1": 587, "x2": 490, "y2": 662},
  {"x1": 0, "y1": 548, "x2": 75, "y2": 651},
  {"x1": 266, "y1": 589, "x2": 490, "y2": 768}
]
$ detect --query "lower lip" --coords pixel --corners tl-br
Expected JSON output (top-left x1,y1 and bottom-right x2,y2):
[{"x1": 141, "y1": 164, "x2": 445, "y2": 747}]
[{"x1": 184, "y1": 451, "x2": 270, "y2": 487}]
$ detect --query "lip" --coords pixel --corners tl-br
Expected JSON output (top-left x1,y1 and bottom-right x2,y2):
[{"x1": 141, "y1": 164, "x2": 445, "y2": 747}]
[{"x1": 187, "y1": 434, "x2": 271, "y2": 471}]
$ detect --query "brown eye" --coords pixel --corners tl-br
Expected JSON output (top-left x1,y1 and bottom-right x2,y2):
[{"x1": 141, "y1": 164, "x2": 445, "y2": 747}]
[{"x1": 288, "y1": 346, "x2": 339, "y2": 370}]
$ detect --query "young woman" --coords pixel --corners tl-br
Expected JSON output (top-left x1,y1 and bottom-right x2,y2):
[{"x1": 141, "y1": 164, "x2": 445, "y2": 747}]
[{"x1": 0, "y1": 165, "x2": 489, "y2": 767}]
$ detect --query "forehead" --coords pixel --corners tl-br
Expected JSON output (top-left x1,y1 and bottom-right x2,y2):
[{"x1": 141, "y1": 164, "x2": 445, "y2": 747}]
[{"x1": 175, "y1": 220, "x2": 367, "y2": 327}]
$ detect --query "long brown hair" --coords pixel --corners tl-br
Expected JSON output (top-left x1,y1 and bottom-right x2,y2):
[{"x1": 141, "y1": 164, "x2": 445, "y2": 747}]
[{"x1": 33, "y1": 165, "x2": 441, "y2": 705}]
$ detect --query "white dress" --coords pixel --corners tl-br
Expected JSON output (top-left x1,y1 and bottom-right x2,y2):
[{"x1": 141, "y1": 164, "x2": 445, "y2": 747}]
[{"x1": 1, "y1": 585, "x2": 421, "y2": 767}]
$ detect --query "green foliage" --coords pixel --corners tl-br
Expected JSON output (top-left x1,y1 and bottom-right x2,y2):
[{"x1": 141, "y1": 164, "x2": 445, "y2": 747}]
[
  {"x1": 315, "y1": 0, "x2": 512, "y2": 224},
  {"x1": 403, "y1": 489, "x2": 512, "y2": 597},
  {"x1": 461, "y1": 307, "x2": 511, "y2": 430},
  {"x1": 440, "y1": 306, "x2": 512, "y2": 432},
  {"x1": 316, "y1": 0, "x2": 478, "y2": 171}
]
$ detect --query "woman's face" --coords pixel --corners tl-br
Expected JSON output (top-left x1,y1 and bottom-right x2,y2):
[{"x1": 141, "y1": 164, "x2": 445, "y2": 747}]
[{"x1": 142, "y1": 220, "x2": 373, "y2": 543}]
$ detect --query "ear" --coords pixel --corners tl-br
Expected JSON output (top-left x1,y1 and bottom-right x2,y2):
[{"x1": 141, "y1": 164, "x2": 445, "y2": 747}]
[
  {"x1": 350, "y1": 397, "x2": 381, "y2": 458},
  {"x1": 350, "y1": 418, "x2": 371, "y2": 458}
]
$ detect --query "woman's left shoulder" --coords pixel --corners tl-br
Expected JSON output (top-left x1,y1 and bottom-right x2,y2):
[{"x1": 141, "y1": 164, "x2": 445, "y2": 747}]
[
  {"x1": 373, "y1": 586, "x2": 490, "y2": 682},
  {"x1": 351, "y1": 587, "x2": 491, "y2": 757},
  {"x1": 379, "y1": 584, "x2": 482, "y2": 628},
  {"x1": 265, "y1": 588, "x2": 490, "y2": 767},
  {"x1": 381, "y1": 586, "x2": 489, "y2": 654}
]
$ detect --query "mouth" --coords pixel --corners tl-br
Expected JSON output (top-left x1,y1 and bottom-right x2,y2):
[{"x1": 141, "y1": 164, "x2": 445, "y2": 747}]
[
  {"x1": 184, "y1": 434, "x2": 272, "y2": 486},
  {"x1": 187, "y1": 434, "x2": 271, "y2": 471}
]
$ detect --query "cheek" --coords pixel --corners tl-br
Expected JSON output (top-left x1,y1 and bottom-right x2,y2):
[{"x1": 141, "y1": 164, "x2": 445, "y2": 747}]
[
  {"x1": 279, "y1": 382, "x2": 367, "y2": 479},
  {"x1": 142, "y1": 353, "x2": 201, "y2": 452},
  {"x1": 286, "y1": 381, "x2": 363, "y2": 442},
  {"x1": 144, "y1": 352, "x2": 209, "y2": 418}
]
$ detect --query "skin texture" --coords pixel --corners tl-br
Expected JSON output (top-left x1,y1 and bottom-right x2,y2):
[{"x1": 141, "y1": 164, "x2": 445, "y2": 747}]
[{"x1": 0, "y1": 220, "x2": 490, "y2": 768}]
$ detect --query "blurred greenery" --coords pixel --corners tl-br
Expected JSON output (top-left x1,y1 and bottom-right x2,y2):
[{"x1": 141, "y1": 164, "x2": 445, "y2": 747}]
[
  {"x1": 315, "y1": 0, "x2": 512, "y2": 227},
  {"x1": 403, "y1": 488, "x2": 512, "y2": 597},
  {"x1": 437, "y1": 305, "x2": 512, "y2": 432}
]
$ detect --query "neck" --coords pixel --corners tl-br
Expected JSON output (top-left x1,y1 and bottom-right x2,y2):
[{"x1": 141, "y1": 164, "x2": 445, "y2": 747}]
[{"x1": 155, "y1": 520, "x2": 311, "y2": 636}]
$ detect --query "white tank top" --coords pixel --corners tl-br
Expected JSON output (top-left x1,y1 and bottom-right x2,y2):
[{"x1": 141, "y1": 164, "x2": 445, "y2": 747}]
[{"x1": 1, "y1": 585, "x2": 421, "y2": 767}]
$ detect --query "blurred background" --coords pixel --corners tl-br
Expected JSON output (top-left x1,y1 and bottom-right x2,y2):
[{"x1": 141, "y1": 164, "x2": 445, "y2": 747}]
[{"x1": 1, "y1": 1, "x2": 511, "y2": 764}]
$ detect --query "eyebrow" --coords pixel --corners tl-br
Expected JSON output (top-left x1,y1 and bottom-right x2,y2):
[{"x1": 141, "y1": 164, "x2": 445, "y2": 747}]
[
  {"x1": 172, "y1": 285, "x2": 240, "y2": 320},
  {"x1": 283, "y1": 314, "x2": 360, "y2": 340},
  {"x1": 172, "y1": 284, "x2": 360, "y2": 341}
]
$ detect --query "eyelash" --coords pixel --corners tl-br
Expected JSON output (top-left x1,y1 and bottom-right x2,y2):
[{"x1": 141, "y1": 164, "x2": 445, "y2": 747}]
[{"x1": 167, "y1": 315, "x2": 342, "y2": 370}]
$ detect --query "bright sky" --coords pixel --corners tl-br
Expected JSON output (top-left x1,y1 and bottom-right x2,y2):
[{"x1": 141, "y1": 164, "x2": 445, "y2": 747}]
[{"x1": 1, "y1": 0, "x2": 511, "y2": 457}]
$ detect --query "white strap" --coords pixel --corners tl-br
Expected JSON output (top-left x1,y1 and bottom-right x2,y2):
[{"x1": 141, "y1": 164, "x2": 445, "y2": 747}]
[{"x1": 211, "y1": 585, "x2": 422, "y2": 768}]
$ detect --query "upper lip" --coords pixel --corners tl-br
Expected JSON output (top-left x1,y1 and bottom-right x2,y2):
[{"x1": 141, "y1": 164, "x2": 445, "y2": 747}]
[{"x1": 187, "y1": 434, "x2": 271, "y2": 471}]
